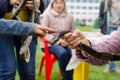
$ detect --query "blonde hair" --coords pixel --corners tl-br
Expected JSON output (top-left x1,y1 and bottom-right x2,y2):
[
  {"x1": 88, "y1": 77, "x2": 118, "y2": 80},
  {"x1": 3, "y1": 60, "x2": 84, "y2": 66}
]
[
  {"x1": 104, "y1": 0, "x2": 109, "y2": 12},
  {"x1": 42, "y1": 0, "x2": 67, "y2": 16},
  {"x1": 50, "y1": 0, "x2": 67, "y2": 11}
]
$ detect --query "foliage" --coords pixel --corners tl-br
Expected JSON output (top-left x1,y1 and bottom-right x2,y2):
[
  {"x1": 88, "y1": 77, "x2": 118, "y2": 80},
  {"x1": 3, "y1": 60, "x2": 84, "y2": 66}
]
[
  {"x1": 93, "y1": 18, "x2": 100, "y2": 29},
  {"x1": 76, "y1": 26, "x2": 93, "y2": 32}
]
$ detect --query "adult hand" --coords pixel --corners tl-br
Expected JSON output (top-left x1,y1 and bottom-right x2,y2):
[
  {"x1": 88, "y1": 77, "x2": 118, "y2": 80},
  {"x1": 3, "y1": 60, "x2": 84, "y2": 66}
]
[
  {"x1": 63, "y1": 29, "x2": 90, "y2": 49},
  {"x1": 25, "y1": 0, "x2": 40, "y2": 11},
  {"x1": 9, "y1": 0, "x2": 21, "y2": 6},
  {"x1": 34, "y1": 25, "x2": 56, "y2": 37},
  {"x1": 63, "y1": 29, "x2": 91, "y2": 57}
]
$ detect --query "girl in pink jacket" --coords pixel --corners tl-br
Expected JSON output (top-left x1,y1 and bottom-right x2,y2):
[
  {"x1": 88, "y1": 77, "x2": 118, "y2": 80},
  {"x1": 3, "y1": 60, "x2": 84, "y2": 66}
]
[{"x1": 40, "y1": 0, "x2": 75, "y2": 80}]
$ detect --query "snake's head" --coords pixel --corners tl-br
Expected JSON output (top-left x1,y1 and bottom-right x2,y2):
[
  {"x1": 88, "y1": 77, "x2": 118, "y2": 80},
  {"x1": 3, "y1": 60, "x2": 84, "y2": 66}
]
[{"x1": 49, "y1": 30, "x2": 70, "y2": 45}]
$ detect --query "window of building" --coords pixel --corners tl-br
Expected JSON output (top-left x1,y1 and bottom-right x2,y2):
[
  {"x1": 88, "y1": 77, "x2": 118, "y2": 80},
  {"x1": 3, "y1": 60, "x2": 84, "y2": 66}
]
[
  {"x1": 88, "y1": 7, "x2": 92, "y2": 9},
  {"x1": 88, "y1": 19, "x2": 92, "y2": 22},
  {"x1": 95, "y1": 0, "x2": 99, "y2": 3},
  {"x1": 89, "y1": 0, "x2": 93, "y2": 3},
  {"x1": 71, "y1": 0, "x2": 74, "y2": 2},
  {"x1": 76, "y1": 0, "x2": 80, "y2": 2},
  {"x1": 70, "y1": 6, "x2": 74, "y2": 9},
  {"x1": 83, "y1": 7, "x2": 87, "y2": 9},
  {"x1": 95, "y1": 7, "x2": 99, "y2": 9},
  {"x1": 76, "y1": 6, "x2": 80, "y2": 9},
  {"x1": 83, "y1": 0, "x2": 87, "y2": 2}
]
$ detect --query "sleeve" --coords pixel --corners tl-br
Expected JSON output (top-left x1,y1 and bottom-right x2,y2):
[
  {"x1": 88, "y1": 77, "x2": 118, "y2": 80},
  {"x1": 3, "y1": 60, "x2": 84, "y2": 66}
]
[
  {"x1": 0, "y1": 19, "x2": 37, "y2": 36},
  {"x1": 90, "y1": 29, "x2": 120, "y2": 53},
  {"x1": 0, "y1": 0, "x2": 13, "y2": 17},
  {"x1": 41, "y1": 14, "x2": 54, "y2": 41},
  {"x1": 75, "y1": 28, "x2": 120, "y2": 66}
]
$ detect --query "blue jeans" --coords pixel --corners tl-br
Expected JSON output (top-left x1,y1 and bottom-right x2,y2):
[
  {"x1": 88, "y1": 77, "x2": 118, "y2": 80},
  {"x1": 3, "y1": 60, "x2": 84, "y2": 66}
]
[
  {"x1": 42, "y1": 45, "x2": 73, "y2": 80},
  {"x1": 109, "y1": 62, "x2": 117, "y2": 71},
  {"x1": 108, "y1": 26, "x2": 118, "y2": 34},
  {"x1": 108, "y1": 26, "x2": 119, "y2": 70},
  {"x1": 0, "y1": 36, "x2": 36, "y2": 80}
]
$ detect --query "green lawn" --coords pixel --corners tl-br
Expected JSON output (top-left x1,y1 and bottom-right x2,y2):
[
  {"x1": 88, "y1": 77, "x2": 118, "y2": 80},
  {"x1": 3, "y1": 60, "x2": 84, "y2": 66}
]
[
  {"x1": 76, "y1": 26, "x2": 93, "y2": 31},
  {"x1": 35, "y1": 42, "x2": 120, "y2": 80},
  {"x1": 15, "y1": 26, "x2": 120, "y2": 80}
]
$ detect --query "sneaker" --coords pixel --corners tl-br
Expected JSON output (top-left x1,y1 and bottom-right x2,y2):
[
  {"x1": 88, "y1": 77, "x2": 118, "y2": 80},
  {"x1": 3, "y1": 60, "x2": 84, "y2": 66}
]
[
  {"x1": 103, "y1": 65, "x2": 110, "y2": 73},
  {"x1": 113, "y1": 68, "x2": 120, "y2": 74},
  {"x1": 103, "y1": 67, "x2": 110, "y2": 73}
]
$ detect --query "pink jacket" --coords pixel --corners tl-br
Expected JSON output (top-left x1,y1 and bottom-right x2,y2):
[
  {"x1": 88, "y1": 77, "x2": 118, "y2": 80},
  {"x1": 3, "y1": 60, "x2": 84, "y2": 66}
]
[
  {"x1": 76, "y1": 27, "x2": 120, "y2": 66},
  {"x1": 41, "y1": 9, "x2": 75, "y2": 47}
]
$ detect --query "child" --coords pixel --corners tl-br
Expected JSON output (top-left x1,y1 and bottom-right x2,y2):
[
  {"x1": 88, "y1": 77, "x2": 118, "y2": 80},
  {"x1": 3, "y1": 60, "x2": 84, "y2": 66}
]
[{"x1": 41, "y1": 0, "x2": 75, "y2": 80}]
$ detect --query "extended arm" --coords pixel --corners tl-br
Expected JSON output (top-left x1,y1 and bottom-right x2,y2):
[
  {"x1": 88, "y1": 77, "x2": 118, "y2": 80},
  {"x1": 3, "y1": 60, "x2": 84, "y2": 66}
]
[
  {"x1": 62, "y1": 28, "x2": 120, "y2": 66},
  {"x1": 0, "y1": 19, "x2": 55, "y2": 36}
]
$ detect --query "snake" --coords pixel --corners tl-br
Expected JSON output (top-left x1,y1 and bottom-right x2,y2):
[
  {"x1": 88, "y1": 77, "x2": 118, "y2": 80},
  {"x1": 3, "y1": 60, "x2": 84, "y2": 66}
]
[{"x1": 49, "y1": 30, "x2": 120, "y2": 61}]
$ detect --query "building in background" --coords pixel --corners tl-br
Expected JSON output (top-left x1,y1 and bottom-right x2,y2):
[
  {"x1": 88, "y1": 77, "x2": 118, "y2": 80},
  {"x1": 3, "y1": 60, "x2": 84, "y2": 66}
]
[{"x1": 66, "y1": 0, "x2": 102, "y2": 25}]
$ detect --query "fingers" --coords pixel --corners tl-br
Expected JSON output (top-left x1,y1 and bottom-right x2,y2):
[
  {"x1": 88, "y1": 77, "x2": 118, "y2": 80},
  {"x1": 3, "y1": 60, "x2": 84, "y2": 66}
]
[
  {"x1": 38, "y1": 25, "x2": 56, "y2": 33},
  {"x1": 62, "y1": 29, "x2": 86, "y2": 49},
  {"x1": 72, "y1": 29, "x2": 85, "y2": 39},
  {"x1": 68, "y1": 39, "x2": 82, "y2": 49},
  {"x1": 63, "y1": 32, "x2": 72, "y2": 39},
  {"x1": 34, "y1": 25, "x2": 56, "y2": 37},
  {"x1": 69, "y1": 37, "x2": 81, "y2": 45}
]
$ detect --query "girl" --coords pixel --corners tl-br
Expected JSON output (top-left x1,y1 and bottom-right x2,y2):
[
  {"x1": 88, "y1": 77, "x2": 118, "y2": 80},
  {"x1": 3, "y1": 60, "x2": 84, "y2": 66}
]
[{"x1": 41, "y1": 0, "x2": 75, "y2": 80}]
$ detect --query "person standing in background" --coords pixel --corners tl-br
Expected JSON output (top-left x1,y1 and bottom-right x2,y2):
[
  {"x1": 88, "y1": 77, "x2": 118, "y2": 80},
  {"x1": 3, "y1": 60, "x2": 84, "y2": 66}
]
[
  {"x1": 99, "y1": 0, "x2": 111, "y2": 34},
  {"x1": 99, "y1": 0, "x2": 120, "y2": 73}
]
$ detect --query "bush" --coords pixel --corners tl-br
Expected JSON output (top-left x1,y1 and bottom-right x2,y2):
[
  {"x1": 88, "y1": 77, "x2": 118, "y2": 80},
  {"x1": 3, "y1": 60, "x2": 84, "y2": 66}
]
[{"x1": 93, "y1": 18, "x2": 100, "y2": 29}]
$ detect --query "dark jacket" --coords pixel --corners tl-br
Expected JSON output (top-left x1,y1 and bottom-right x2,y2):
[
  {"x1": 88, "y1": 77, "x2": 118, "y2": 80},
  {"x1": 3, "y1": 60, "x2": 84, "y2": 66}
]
[
  {"x1": 0, "y1": 0, "x2": 50, "y2": 18},
  {"x1": 0, "y1": 0, "x2": 13, "y2": 18},
  {"x1": 0, "y1": 19, "x2": 37, "y2": 36},
  {"x1": 99, "y1": 1, "x2": 111, "y2": 34},
  {"x1": 40, "y1": 0, "x2": 50, "y2": 13}
]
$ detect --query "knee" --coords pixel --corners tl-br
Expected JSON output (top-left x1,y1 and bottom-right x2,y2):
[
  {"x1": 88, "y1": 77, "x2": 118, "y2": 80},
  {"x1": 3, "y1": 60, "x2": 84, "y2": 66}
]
[{"x1": 56, "y1": 50, "x2": 67, "y2": 58}]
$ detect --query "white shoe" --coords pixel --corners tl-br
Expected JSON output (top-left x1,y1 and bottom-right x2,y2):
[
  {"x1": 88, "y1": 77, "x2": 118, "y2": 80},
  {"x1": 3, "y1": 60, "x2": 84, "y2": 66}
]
[
  {"x1": 103, "y1": 68, "x2": 110, "y2": 73},
  {"x1": 103, "y1": 65, "x2": 110, "y2": 73},
  {"x1": 114, "y1": 68, "x2": 120, "y2": 74}
]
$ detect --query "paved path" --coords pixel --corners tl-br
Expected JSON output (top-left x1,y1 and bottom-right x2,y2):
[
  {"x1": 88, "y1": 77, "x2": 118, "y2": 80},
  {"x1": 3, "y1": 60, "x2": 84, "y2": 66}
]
[{"x1": 82, "y1": 31, "x2": 103, "y2": 38}]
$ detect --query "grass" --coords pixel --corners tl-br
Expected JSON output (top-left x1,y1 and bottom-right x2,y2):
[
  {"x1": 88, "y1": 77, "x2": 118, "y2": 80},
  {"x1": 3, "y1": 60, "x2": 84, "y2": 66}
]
[
  {"x1": 35, "y1": 44, "x2": 62, "y2": 80},
  {"x1": 76, "y1": 26, "x2": 93, "y2": 32},
  {"x1": 89, "y1": 64, "x2": 120, "y2": 80},
  {"x1": 15, "y1": 26, "x2": 120, "y2": 80}
]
